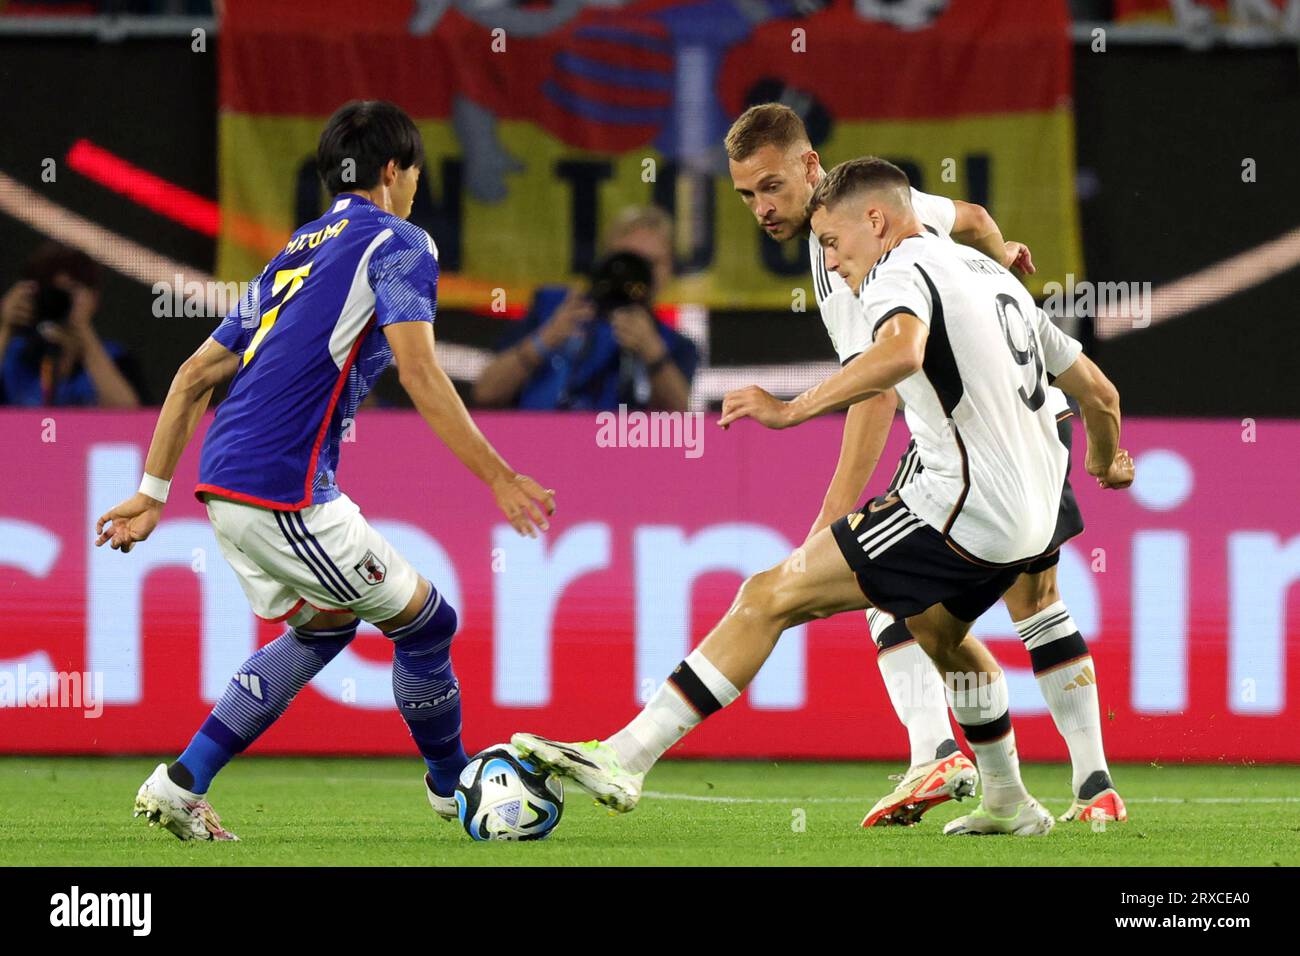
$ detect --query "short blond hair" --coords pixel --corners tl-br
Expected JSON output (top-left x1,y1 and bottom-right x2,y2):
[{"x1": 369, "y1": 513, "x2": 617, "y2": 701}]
[
  {"x1": 724, "y1": 103, "x2": 811, "y2": 162},
  {"x1": 605, "y1": 205, "x2": 673, "y2": 247}
]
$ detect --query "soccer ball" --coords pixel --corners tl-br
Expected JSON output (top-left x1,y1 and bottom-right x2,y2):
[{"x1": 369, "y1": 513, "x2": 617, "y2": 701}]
[{"x1": 454, "y1": 744, "x2": 564, "y2": 841}]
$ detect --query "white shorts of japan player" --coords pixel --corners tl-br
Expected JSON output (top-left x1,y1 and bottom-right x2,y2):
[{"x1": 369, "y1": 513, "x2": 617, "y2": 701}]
[{"x1": 205, "y1": 492, "x2": 419, "y2": 628}]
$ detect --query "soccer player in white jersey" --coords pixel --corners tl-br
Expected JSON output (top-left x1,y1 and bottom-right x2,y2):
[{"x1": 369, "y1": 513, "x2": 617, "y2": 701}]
[
  {"x1": 513, "y1": 157, "x2": 1134, "y2": 836},
  {"x1": 720, "y1": 104, "x2": 1126, "y2": 826}
]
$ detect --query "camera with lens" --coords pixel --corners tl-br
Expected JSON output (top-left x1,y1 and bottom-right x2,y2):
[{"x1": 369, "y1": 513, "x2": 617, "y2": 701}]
[{"x1": 588, "y1": 250, "x2": 654, "y2": 317}]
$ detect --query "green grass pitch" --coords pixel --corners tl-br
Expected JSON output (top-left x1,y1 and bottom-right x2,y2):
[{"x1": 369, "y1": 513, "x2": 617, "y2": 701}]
[{"x1": 4, "y1": 757, "x2": 1298, "y2": 866}]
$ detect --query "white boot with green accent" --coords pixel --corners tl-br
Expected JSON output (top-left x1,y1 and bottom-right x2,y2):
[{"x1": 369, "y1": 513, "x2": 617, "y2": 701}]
[
  {"x1": 942, "y1": 796, "x2": 1055, "y2": 836},
  {"x1": 511, "y1": 734, "x2": 644, "y2": 813}
]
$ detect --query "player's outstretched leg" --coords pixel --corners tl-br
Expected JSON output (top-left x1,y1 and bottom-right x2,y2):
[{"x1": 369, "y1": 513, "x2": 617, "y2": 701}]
[
  {"x1": 1003, "y1": 570, "x2": 1126, "y2": 824},
  {"x1": 905, "y1": 604, "x2": 1054, "y2": 837},
  {"x1": 860, "y1": 608, "x2": 978, "y2": 828},
  {"x1": 513, "y1": 526, "x2": 870, "y2": 812},
  {"x1": 378, "y1": 579, "x2": 467, "y2": 822},
  {"x1": 134, "y1": 614, "x2": 359, "y2": 841}
]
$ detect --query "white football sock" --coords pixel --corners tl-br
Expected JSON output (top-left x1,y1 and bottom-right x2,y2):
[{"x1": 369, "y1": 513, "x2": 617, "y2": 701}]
[
  {"x1": 868, "y1": 609, "x2": 954, "y2": 767},
  {"x1": 946, "y1": 671, "x2": 1028, "y2": 815},
  {"x1": 608, "y1": 648, "x2": 740, "y2": 775},
  {"x1": 1015, "y1": 602, "x2": 1110, "y2": 796}
]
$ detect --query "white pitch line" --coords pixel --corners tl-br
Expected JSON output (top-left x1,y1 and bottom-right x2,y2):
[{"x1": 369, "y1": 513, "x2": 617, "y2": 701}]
[
  {"x1": 644, "y1": 791, "x2": 1300, "y2": 807},
  {"x1": 1132, "y1": 796, "x2": 1300, "y2": 805},
  {"x1": 644, "y1": 790, "x2": 868, "y2": 806},
  {"x1": 204, "y1": 776, "x2": 1300, "y2": 808}
]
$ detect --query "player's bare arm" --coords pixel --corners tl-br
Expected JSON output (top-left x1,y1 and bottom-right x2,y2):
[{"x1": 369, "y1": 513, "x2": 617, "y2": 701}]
[
  {"x1": 950, "y1": 200, "x2": 1035, "y2": 276},
  {"x1": 1052, "y1": 352, "x2": 1133, "y2": 490},
  {"x1": 95, "y1": 335, "x2": 239, "y2": 552},
  {"x1": 384, "y1": 319, "x2": 556, "y2": 537},
  {"x1": 719, "y1": 313, "x2": 926, "y2": 430},
  {"x1": 805, "y1": 390, "x2": 898, "y2": 543}
]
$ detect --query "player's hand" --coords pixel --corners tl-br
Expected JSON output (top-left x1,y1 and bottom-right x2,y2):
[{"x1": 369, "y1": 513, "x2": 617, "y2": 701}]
[
  {"x1": 1004, "y1": 241, "x2": 1035, "y2": 276},
  {"x1": 1090, "y1": 448, "x2": 1135, "y2": 490},
  {"x1": 718, "y1": 385, "x2": 792, "y2": 430},
  {"x1": 491, "y1": 472, "x2": 556, "y2": 538},
  {"x1": 95, "y1": 492, "x2": 164, "y2": 553}
]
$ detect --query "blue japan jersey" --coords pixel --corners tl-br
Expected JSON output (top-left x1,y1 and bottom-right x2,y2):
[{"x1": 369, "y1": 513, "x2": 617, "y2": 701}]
[{"x1": 197, "y1": 194, "x2": 437, "y2": 509}]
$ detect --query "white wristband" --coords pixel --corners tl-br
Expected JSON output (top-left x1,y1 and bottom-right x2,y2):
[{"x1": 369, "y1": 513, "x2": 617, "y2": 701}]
[{"x1": 138, "y1": 473, "x2": 171, "y2": 504}]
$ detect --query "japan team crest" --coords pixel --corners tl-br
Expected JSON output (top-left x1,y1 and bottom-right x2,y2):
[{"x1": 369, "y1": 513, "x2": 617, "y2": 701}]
[{"x1": 354, "y1": 550, "x2": 387, "y2": 586}]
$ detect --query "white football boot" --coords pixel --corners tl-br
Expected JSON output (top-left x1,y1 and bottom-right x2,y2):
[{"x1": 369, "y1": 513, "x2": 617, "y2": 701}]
[
  {"x1": 511, "y1": 734, "x2": 644, "y2": 813},
  {"x1": 425, "y1": 773, "x2": 458, "y2": 822},
  {"x1": 133, "y1": 763, "x2": 239, "y2": 841},
  {"x1": 942, "y1": 796, "x2": 1055, "y2": 836}
]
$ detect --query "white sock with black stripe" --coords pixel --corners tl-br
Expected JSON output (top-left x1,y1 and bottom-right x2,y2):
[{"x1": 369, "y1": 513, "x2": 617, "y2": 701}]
[
  {"x1": 608, "y1": 648, "x2": 740, "y2": 775},
  {"x1": 946, "y1": 672, "x2": 1028, "y2": 816},
  {"x1": 868, "y1": 609, "x2": 955, "y2": 768},
  {"x1": 1016, "y1": 602, "x2": 1110, "y2": 797}
]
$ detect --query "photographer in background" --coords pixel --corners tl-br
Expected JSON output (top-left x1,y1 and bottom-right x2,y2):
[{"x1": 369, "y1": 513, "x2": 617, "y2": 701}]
[
  {"x1": 474, "y1": 207, "x2": 697, "y2": 412},
  {"x1": 0, "y1": 243, "x2": 145, "y2": 408}
]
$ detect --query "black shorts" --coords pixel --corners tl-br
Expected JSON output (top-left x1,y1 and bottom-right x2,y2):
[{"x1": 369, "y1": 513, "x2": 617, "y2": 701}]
[
  {"x1": 831, "y1": 495, "x2": 1027, "y2": 622},
  {"x1": 1023, "y1": 548, "x2": 1060, "y2": 574}
]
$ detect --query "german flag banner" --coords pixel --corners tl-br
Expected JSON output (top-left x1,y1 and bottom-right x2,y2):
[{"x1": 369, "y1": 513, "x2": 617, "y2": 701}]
[{"x1": 219, "y1": 0, "x2": 1081, "y2": 308}]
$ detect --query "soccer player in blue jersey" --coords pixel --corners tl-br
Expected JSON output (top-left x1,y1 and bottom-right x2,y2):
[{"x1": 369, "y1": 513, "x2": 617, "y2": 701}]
[{"x1": 94, "y1": 101, "x2": 556, "y2": 841}]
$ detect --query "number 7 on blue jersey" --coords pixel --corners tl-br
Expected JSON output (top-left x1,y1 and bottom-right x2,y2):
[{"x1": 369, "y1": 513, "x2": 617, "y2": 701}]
[{"x1": 242, "y1": 263, "x2": 313, "y2": 367}]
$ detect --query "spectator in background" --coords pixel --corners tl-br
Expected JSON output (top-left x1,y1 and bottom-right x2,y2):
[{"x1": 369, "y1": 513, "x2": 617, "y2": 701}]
[
  {"x1": 0, "y1": 243, "x2": 146, "y2": 408},
  {"x1": 474, "y1": 207, "x2": 698, "y2": 412}
]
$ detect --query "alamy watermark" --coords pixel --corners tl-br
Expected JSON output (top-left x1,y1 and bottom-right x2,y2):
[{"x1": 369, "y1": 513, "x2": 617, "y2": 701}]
[
  {"x1": 1041, "y1": 273, "x2": 1153, "y2": 328},
  {"x1": 50, "y1": 886, "x2": 150, "y2": 936},
  {"x1": 595, "y1": 404, "x2": 704, "y2": 460},
  {"x1": 152, "y1": 276, "x2": 252, "y2": 319},
  {"x1": 881, "y1": 668, "x2": 1005, "y2": 720},
  {"x1": 0, "y1": 666, "x2": 104, "y2": 718}
]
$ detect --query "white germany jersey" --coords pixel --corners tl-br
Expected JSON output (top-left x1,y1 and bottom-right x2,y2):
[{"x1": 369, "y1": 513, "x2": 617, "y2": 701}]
[
  {"x1": 809, "y1": 187, "x2": 956, "y2": 366},
  {"x1": 857, "y1": 232, "x2": 1083, "y2": 564},
  {"x1": 807, "y1": 187, "x2": 1070, "y2": 429}
]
